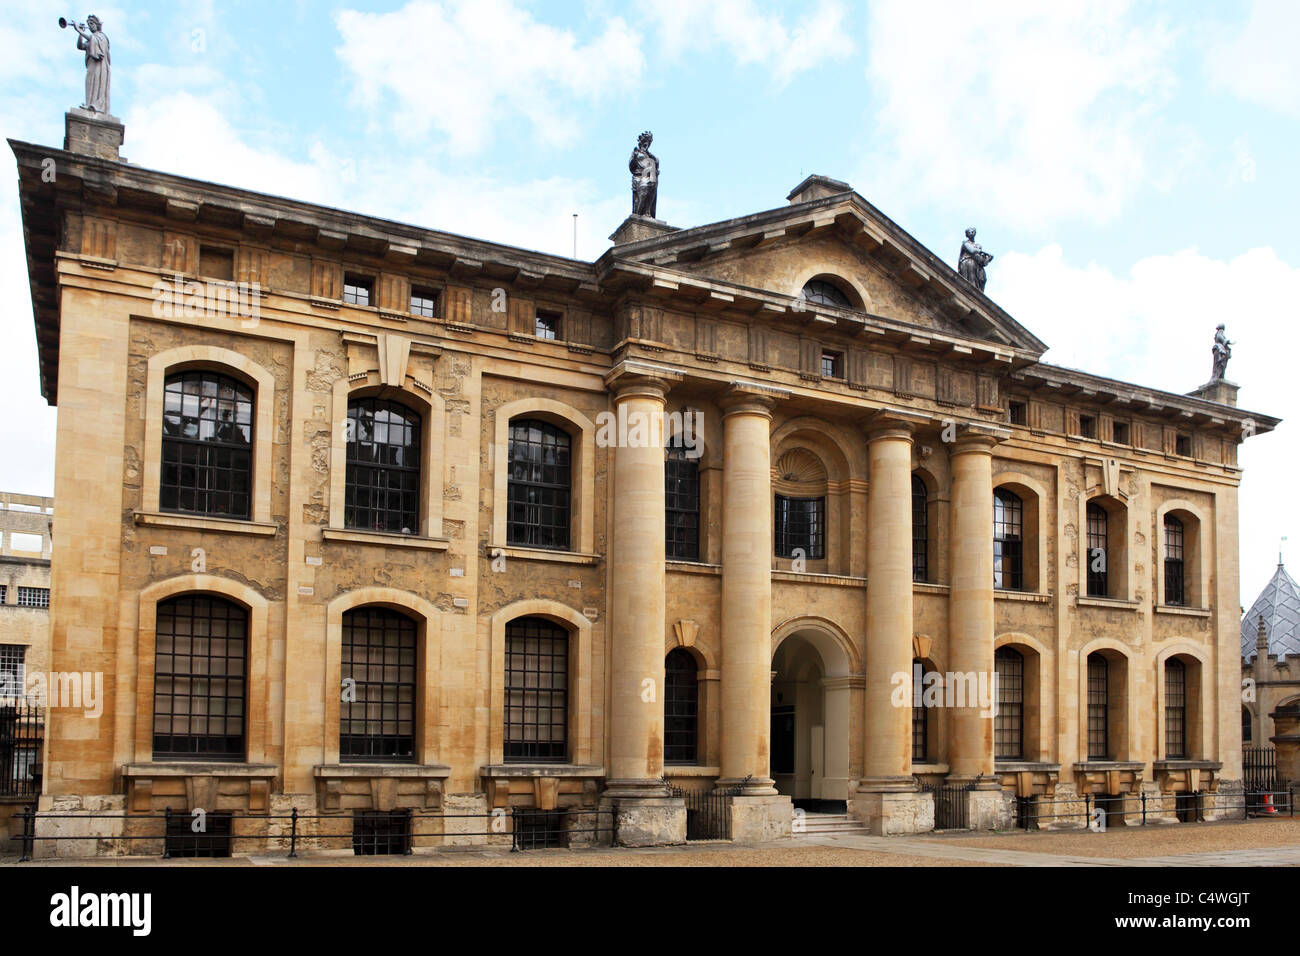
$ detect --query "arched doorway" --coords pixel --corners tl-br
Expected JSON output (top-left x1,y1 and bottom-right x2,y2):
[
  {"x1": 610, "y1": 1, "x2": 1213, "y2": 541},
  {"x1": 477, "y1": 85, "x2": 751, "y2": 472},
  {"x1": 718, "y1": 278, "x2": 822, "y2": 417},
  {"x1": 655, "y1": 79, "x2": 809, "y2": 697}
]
[{"x1": 771, "y1": 623, "x2": 853, "y2": 809}]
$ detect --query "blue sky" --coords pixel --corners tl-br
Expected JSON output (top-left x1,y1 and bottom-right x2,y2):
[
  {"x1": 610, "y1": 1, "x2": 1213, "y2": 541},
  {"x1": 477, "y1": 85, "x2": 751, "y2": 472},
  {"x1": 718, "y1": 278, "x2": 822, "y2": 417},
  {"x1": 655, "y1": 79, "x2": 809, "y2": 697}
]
[{"x1": 1, "y1": 0, "x2": 1297, "y2": 607}]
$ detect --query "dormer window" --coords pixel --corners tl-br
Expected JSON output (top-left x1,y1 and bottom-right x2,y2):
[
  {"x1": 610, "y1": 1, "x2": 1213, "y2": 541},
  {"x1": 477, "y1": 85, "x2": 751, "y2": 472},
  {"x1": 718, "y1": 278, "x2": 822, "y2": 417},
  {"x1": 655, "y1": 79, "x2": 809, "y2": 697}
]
[{"x1": 800, "y1": 279, "x2": 853, "y2": 309}]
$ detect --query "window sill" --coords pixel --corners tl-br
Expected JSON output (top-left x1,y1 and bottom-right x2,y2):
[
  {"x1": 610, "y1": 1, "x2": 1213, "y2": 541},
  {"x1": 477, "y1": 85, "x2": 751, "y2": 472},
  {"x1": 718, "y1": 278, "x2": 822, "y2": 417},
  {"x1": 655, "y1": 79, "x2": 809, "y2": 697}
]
[
  {"x1": 994, "y1": 590, "x2": 1052, "y2": 604},
  {"x1": 489, "y1": 545, "x2": 601, "y2": 566},
  {"x1": 913, "y1": 582, "x2": 950, "y2": 595},
  {"x1": 994, "y1": 761, "x2": 1061, "y2": 773},
  {"x1": 1154, "y1": 604, "x2": 1211, "y2": 617},
  {"x1": 121, "y1": 762, "x2": 276, "y2": 777},
  {"x1": 322, "y1": 527, "x2": 450, "y2": 551},
  {"x1": 480, "y1": 764, "x2": 605, "y2": 778},
  {"x1": 1073, "y1": 761, "x2": 1144, "y2": 773},
  {"x1": 134, "y1": 511, "x2": 277, "y2": 536},
  {"x1": 771, "y1": 569, "x2": 864, "y2": 587},
  {"x1": 667, "y1": 561, "x2": 721, "y2": 575},
  {"x1": 1152, "y1": 760, "x2": 1222, "y2": 772},
  {"x1": 1076, "y1": 596, "x2": 1141, "y2": 610},
  {"x1": 314, "y1": 763, "x2": 451, "y2": 779}
]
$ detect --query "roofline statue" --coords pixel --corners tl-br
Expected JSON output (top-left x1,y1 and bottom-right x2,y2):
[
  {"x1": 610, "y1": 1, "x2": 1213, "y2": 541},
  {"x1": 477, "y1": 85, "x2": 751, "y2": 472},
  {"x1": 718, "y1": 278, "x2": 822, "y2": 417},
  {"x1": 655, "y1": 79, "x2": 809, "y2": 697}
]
[
  {"x1": 61, "y1": 14, "x2": 111, "y2": 115},
  {"x1": 1211, "y1": 323, "x2": 1234, "y2": 383},
  {"x1": 958, "y1": 227, "x2": 993, "y2": 292},
  {"x1": 630, "y1": 131, "x2": 659, "y2": 219}
]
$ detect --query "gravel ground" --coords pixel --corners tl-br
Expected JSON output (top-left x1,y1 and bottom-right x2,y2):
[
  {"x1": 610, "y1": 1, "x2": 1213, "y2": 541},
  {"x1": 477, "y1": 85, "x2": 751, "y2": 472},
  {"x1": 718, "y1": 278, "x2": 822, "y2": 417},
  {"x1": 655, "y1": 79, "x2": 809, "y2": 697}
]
[{"x1": 926, "y1": 818, "x2": 1300, "y2": 859}]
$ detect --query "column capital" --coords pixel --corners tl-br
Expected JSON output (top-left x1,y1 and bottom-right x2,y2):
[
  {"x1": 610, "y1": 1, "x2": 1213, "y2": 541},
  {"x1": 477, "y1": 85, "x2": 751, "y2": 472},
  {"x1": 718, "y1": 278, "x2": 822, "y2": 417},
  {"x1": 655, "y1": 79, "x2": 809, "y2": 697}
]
[
  {"x1": 604, "y1": 359, "x2": 683, "y2": 402},
  {"x1": 949, "y1": 425, "x2": 1009, "y2": 456},
  {"x1": 719, "y1": 381, "x2": 788, "y2": 419},
  {"x1": 859, "y1": 406, "x2": 928, "y2": 441}
]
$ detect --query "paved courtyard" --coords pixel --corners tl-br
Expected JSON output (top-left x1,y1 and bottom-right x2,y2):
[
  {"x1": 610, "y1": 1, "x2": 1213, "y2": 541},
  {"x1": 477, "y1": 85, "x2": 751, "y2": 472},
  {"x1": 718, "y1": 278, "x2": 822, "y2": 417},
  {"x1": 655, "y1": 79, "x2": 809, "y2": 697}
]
[{"x1": 5, "y1": 818, "x2": 1298, "y2": 867}]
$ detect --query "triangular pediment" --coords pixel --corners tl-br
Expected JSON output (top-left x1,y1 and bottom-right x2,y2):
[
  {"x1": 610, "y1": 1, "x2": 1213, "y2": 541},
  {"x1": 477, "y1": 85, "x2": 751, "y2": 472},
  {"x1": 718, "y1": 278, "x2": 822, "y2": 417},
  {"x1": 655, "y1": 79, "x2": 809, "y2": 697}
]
[{"x1": 605, "y1": 185, "x2": 1047, "y2": 356}]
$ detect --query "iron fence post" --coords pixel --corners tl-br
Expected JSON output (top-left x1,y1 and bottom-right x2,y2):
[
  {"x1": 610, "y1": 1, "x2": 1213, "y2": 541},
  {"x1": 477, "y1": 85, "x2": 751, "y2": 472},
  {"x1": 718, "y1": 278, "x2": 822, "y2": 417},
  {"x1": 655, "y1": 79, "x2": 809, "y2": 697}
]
[
  {"x1": 510, "y1": 807, "x2": 519, "y2": 852},
  {"x1": 288, "y1": 806, "x2": 298, "y2": 858},
  {"x1": 1140, "y1": 791, "x2": 1146, "y2": 826},
  {"x1": 611, "y1": 804, "x2": 619, "y2": 847},
  {"x1": 1291, "y1": 786, "x2": 1295, "y2": 818},
  {"x1": 162, "y1": 807, "x2": 172, "y2": 859},
  {"x1": 404, "y1": 808, "x2": 413, "y2": 855},
  {"x1": 1084, "y1": 792, "x2": 1090, "y2": 828},
  {"x1": 20, "y1": 803, "x2": 34, "y2": 862}
]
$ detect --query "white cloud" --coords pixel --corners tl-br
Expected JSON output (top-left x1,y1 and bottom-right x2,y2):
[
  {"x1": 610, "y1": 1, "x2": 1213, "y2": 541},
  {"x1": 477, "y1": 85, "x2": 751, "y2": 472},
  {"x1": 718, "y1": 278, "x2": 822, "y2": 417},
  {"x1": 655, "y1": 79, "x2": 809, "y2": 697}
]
[
  {"x1": 1207, "y1": 0, "x2": 1300, "y2": 117},
  {"x1": 989, "y1": 243, "x2": 1300, "y2": 605},
  {"x1": 861, "y1": 0, "x2": 1179, "y2": 230},
  {"x1": 640, "y1": 0, "x2": 854, "y2": 87},
  {"x1": 333, "y1": 0, "x2": 645, "y2": 154}
]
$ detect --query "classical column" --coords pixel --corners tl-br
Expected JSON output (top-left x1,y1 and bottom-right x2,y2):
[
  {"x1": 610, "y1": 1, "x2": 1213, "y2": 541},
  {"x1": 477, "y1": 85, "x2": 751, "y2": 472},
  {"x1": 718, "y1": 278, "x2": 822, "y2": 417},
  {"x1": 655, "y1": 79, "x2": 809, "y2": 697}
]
[
  {"x1": 604, "y1": 370, "x2": 674, "y2": 797},
  {"x1": 862, "y1": 419, "x2": 916, "y2": 786},
  {"x1": 718, "y1": 387, "x2": 778, "y2": 794},
  {"x1": 948, "y1": 433, "x2": 999, "y2": 781}
]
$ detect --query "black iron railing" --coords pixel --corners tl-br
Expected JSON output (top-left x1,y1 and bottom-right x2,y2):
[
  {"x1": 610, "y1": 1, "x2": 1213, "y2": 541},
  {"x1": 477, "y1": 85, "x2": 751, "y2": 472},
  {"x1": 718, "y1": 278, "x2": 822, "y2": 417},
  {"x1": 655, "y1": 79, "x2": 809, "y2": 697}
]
[
  {"x1": 9, "y1": 805, "x2": 617, "y2": 862},
  {"x1": 920, "y1": 781, "x2": 972, "y2": 830},
  {"x1": 0, "y1": 695, "x2": 43, "y2": 798},
  {"x1": 1011, "y1": 787, "x2": 1294, "y2": 829}
]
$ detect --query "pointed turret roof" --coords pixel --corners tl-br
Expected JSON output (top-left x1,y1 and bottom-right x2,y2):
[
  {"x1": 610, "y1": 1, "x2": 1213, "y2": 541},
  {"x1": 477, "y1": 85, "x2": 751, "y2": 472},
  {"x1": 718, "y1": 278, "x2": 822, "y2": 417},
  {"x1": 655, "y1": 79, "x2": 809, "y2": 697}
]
[{"x1": 1242, "y1": 561, "x2": 1300, "y2": 661}]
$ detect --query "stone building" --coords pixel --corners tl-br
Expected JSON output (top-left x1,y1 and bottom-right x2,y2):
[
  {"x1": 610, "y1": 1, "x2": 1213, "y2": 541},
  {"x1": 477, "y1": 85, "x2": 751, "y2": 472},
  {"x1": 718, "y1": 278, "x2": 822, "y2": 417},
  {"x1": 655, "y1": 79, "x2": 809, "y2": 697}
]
[
  {"x1": 1241, "y1": 561, "x2": 1299, "y2": 751},
  {"x1": 7, "y1": 111, "x2": 1279, "y2": 855}
]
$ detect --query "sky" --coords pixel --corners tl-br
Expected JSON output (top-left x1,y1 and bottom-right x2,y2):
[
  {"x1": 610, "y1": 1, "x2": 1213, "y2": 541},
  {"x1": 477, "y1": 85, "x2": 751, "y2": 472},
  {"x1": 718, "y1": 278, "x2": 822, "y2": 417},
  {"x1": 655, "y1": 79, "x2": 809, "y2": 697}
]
[{"x1": 0, "y1": 0, "x2": 1296, "y2": 608}]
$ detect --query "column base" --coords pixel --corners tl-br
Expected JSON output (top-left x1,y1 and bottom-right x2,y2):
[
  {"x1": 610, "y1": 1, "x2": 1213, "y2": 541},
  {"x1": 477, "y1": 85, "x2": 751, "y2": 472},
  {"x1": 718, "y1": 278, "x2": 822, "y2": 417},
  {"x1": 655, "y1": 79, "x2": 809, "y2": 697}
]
[
  {"x1": 602, "y1": 778, "x2": 673, "y2": 799},
  {"x1": 600, "y1": 795, "x2": 686, "y2": 847},
  {"x1": 727, "y1": 793, "x2": 792, "y2": 843},
  {"x1": 715, "y1": 776, "x2": 778, "y2": 796},
  {"x1": 848, "y1": 788, "x2": 934, "y2": 835}
]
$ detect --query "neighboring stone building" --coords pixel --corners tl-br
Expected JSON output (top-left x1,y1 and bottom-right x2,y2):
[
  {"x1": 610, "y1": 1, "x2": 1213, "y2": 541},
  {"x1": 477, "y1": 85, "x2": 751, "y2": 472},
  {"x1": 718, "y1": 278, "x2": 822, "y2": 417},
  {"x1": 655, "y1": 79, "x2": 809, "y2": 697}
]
[
  {"x1": 1, "y1": 491, "x2": 53, "y2": 839},
  {"x1": 1241, "y1": 561, "x2": 1300, "y2": 750},
  {"x1": 7, "y1": 110, "x2": 1279, "y2": 856}
]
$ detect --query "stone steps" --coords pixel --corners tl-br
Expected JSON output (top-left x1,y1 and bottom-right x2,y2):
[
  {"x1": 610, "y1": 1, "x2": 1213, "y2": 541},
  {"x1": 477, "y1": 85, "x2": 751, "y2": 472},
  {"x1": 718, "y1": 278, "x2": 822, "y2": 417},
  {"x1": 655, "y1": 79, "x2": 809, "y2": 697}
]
[{"x1": 795, "y1": 812, "x2": 871, "y2": 835}]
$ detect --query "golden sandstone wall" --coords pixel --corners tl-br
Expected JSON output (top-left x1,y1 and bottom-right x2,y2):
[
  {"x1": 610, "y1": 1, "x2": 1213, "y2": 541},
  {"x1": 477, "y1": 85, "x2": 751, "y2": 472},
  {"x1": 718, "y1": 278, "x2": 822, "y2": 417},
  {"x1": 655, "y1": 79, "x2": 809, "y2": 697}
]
[{"x1": 18, "y1": 152, "x2": 1266, "y2": 852}]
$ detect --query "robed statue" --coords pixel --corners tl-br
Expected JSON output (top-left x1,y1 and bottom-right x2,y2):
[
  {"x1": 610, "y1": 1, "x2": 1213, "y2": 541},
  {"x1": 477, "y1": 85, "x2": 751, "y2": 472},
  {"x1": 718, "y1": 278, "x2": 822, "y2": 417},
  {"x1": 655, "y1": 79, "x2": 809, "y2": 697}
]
[
  {"x1": 66, "y1": 15, "x2": 111, "y2": 114},
  {"x1": 630, "y1": 131, "x2": 659, "y2": 218},
  {"x1": 1211, "y1": 323, "x2": 1234, "y2": 382},
  {"x1": 958, "y1": 227, "x2": 993, "y2": 292}
]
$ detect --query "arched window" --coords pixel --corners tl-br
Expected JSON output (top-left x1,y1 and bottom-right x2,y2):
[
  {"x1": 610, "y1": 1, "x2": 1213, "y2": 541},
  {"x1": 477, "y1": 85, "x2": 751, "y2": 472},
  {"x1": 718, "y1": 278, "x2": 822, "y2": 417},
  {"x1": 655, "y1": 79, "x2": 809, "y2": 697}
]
[
  {"x1": 994, "y1": 647, "x2": 1024, "y2": 760},
  {"x1": 161, "y1": 371, "x2": 253, "y2": 519},
  {"x1": 993, "y1": 490, "x2": 1024, "y2": 590},
  {"x1": 912, "y1": 475, "x2": 928, "y2": 583},
  {"x1": 346, "y1": 398, "x2": 421, "y2": 534},
  {"x1": 1087, "y1": 653, "x2": 1109, "y2": 759},
  {"x1": 153, "y1": 595, "x2": 247, "y2": 760},
  {"x1": 1086, "y1": 503, "x2": 1109, "y2": 597},
  {"x1": 799, "y1": 279, "x2": 853, "y2": 308},
  {"x1": 340, "y1": 607, "x2": 417, "y2": 762},
  {"x1": 1165, "y1": 658, "x2": 1187, "y2": 758},
  {"x1": 664, "y1": 648, "x2": 699, "y2": 764},
  {"x1": 507, "y1": 420, "x2": 571, "y2": 550},
  {"x1": 504, "y1": 617, "x2": 569, "y2": 762},
  {"x1": 911, "y1": 658, "x2": 930, "y2": 762},
  {"x1": 1164, "y1": 515, "x2": 1185, "y2": 606},
  {"x1": 665, "y1": 438, "x2": 700, "y2": 562},
  {"x1": 1241, "y1": 706, "x2": 1252, "y2": 744},
  {"x1": 774, "y1": 495, "x2": 825, "y2": 559}
]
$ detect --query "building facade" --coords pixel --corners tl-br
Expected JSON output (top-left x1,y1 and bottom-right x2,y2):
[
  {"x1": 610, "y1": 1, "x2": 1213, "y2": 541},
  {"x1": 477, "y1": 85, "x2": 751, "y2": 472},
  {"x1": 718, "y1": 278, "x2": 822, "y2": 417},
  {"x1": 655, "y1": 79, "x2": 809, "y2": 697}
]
[
  {"x1": 9, "y1": 113, "x2": 1279, "y2": 855},
  {"x1": 1241, "y1": 562, "x2": 1299, "y2": 753}
]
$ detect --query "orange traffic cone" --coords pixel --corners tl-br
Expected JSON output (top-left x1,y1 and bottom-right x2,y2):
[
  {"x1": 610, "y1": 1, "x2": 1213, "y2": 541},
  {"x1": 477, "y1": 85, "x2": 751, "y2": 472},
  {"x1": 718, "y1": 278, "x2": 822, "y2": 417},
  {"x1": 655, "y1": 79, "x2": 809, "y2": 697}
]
[{"x1": 1263, "y1": 793, "x2": 1279, "y2": 815}]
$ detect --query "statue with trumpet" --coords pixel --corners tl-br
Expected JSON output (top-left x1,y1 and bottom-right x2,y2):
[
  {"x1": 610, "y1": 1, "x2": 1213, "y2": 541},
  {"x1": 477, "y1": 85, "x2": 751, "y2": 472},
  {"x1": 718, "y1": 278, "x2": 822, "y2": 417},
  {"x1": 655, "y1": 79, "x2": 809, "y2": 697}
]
[{"x1": 59, "y1": 15, "x2": 111, "y2": 115}]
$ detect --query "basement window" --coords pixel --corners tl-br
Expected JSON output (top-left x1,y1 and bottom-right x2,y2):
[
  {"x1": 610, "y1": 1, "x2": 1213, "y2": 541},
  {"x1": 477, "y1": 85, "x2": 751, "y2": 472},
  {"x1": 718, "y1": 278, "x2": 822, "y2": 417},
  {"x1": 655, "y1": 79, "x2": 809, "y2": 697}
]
[
  {"x1": 352, "y1": 809, "x2": 412, "y2": 856},
  {"x1": 343, "y1": 274, "x2": 374, "y2": 307},
  {"x1": 514, "y1": 809, "x2": 568, "y2": 849},
  {"x1": 165, "y1": 810, "x2": 233, "y2": 858}
]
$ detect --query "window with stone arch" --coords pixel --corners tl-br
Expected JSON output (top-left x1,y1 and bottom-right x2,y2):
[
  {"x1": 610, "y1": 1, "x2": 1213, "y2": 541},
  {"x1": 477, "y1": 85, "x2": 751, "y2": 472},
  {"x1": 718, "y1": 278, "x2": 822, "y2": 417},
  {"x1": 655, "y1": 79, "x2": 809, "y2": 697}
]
[
  {"x1": 161, "y1": 370, "x2": 254, "y2": 519},
  {"x1": 345, "y1": 397, "x2": 422, "y2": 534},
  {"x1": 912, "y1": 657, "x2": 938, "y2": 763},
  {"x1": 1241, "y1": 705, "x2": 1252, "y2": 744},
  {"x1": 994, "y1": 646, "x2": 1024, "y2": 760},
  {"x1": 799, "y1": 278, "x2": 854, "y2": 309},
  {"x1": 664, "y1": 648, "x2": 699, "y2": 765},
  {"x1": 912, "y1": 474, "x2": 929, "y2": 583},
  {"x1": 1086, "y1": 503, "x2": 1109, "y2": 597},
  {"x1": 772, "y1": 447, "x2": 830, "y2": 563},
  {"x1": 1164, "y1": 657, "x2": 1187, "y2": 758},
  {"x1": 152, "y1": 595, "x2": 248, "y2": 760},
  {"x1": 339, "y1": 606, "x2": 418, "y2": 762},
  {"x1": 503, "y1": 616, "x2": 570, "y2": 763},
  {"x1": 993, "y1": 489, "x2": 1024, "y2": 591},
  {"x1": 1086, "y1": 652, "x2": 1109, "y2": 759},
  {"x1": 1164, "y1": 514, "x2": 1186, "y2": 606},
  {"x1": 507, "y1": 419, "x2": 572, "y2": 551}
]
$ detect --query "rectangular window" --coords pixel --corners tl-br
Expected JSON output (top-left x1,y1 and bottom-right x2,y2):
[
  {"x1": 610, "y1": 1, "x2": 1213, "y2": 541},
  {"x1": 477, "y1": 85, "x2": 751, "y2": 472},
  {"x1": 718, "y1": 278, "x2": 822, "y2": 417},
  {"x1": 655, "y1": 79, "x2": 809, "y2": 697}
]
[
  {"x1": 0, "y1": 584, "x2": 6, "y2": 605},
  {"x1": 409, "y1": 286, "x2": 439, "y2": 318},
  {"x1": 820, "y1": 350, "x2": 843, "y2": 379},
  {"x1": 1086, "y1": 505, "x2": 1108, "y2": 598},
  {"x1": 1164, "y1": 517, "x2": 1186, "y2": 606},
  {"x1": 504, "y1": 618, "x2": 568, "y2": 763},
  {"x1": 536, "y1": 310, "x2": 561, "y2": 340},
  {"x1": 665, "y1": 450, "x2": 700, "y2": 562},
  {"x1": 0, "y1": 644, "x2": 26, "y2": 697},
  {"x1": 343, "y1": 274, "x2": 374, "y2": 306},
  {"x1": 152, "y1": 597, "x2": 247, "y2": 760},
  {"x1": 1165, "y1": 661, "x2": 1186, "y2": 759},
  {"x1": 1079, "y1": 415, "x2": 1097, "y2": 439},
  {"x1": 339, "y1": 609, "x2": 417, "y2": 762},
  {"x1": 1087, "y1": 656, "x2": 1108, "y2": 759},
  {"x1": 994, "y1": 651, "x2": 1024, "y2": 760},
  {"x1": 165, "y1": 810, "x2": 233, "y2": 858},
  {"x1": 352, "y1": 809, "x2": 412, "y2": 856},
  {"x1": 16, "y1": 587, "x2": 49, "y2": 609},
  {"x1": 1112, "y1": 421, "x2": 1130, "y2": 445},
  {"x1": 911, "y1": 662, "x2": 928, "y2": 762},
  {"x1": 1175, "y1": 434, "x2": 1192, "y2": 457},
  {"x1": 1008, "y1": 401, "x2": 1028, "y2": 426},
  {"x1": 198, "y1": 246, "x2": 235, "y2": 281},
  {"x1": 513, "y1": 809, "x2": 567, "y2": 849},
  {"x1": 774, "y1": 495, "x2": 825, "y2": 560}
]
